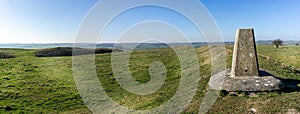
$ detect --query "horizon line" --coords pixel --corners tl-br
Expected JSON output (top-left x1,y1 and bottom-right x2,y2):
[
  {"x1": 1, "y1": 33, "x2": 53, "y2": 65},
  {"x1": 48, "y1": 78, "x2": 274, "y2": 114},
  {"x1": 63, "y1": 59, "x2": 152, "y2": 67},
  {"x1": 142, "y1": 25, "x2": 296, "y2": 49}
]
[{"x1": 1, "y1": 40, "x2": 299, "y2": 44}]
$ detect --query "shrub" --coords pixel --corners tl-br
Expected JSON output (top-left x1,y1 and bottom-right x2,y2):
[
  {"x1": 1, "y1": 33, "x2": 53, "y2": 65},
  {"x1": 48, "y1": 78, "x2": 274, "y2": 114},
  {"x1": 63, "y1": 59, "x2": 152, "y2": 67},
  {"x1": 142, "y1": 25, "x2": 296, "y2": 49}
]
[
  {"x1": 0, "y1": 52, "x2": 15, "y2": 59},
  {"x1": 35, "y1": 47, "x2": 118, "y2": 57}
]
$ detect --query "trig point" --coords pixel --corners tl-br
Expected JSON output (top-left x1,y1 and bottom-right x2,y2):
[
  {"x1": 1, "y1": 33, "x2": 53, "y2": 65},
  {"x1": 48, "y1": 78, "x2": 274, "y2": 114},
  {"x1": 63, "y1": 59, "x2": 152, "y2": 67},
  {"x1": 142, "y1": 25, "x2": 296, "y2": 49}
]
[
  {"x1": 209, "y1": 28, "x2": 284, "y2": 91},
  {"x1": 230, "y1": 29, "x2": 259, "y2": 77}
]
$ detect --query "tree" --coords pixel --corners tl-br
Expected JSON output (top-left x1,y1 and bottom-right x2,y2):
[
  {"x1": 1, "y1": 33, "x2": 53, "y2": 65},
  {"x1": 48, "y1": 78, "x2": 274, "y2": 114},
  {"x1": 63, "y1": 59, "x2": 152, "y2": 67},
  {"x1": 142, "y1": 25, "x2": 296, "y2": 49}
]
[{"x1": 272, "y1": 39, "x2": 283, "y2": 48}]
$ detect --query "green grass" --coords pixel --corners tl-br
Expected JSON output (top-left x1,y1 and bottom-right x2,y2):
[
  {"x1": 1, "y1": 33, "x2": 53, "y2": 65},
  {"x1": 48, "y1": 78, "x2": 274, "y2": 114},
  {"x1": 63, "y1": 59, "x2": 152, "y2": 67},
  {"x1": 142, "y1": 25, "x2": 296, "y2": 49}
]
[
  {"x1": 257, "y1": 45, "x2": 300, "y2": 80},
  {"x1": 97, "y1": 48, "x2": 182, "y2": 110},
  {"x1": 0, "y1": 49, "x2": 87, "y2": 113},
  {"x1": 0, "y1": 45, "x2": 299, "y2": 113},
  {"x1": 257, "y1": 45, "x2": 300, "y2": 68}
]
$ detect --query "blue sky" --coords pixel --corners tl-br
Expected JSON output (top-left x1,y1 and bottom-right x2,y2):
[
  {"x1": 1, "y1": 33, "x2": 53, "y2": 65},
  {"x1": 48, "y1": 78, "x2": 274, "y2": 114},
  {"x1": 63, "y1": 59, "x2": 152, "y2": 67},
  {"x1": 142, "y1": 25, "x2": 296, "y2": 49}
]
[
  {"x1": 0, "y1": 0, "x2": 299, "y2": 43},
  {"x1": 201, "y1": 0, "x2": 300, "y2": 41}
]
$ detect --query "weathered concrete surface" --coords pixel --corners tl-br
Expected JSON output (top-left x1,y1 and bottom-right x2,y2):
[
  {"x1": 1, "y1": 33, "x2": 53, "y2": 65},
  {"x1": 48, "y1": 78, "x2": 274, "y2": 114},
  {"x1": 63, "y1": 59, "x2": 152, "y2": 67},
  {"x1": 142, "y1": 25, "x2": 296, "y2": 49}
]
[
  {"x1": 209, "y1": 69, "x2": 284, "y2": 91},
  {"x1": 230, "y1": 29, "x2": 259, "y2": 77},
  {"x1": 223, "y1": 76, "x2": 283, "y2": 91}
]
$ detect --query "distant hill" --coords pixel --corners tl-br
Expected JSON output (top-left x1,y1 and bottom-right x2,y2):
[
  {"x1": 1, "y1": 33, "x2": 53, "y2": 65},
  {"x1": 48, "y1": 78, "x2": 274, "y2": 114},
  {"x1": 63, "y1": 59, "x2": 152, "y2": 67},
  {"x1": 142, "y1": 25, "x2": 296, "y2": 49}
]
[
  {"x1": 0, "y1": 42, "x2": 211, "y2": 50},
  {"x1": 14, "y1": 41, "x2": 300, "y2": 50}
]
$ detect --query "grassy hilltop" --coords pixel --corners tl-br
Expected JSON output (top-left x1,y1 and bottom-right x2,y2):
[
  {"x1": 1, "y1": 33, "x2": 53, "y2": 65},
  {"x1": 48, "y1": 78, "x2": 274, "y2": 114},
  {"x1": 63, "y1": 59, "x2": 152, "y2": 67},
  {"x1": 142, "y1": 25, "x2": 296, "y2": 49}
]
[{"x1": 0, "y1": 45, "x2": 299, "y2": 113}]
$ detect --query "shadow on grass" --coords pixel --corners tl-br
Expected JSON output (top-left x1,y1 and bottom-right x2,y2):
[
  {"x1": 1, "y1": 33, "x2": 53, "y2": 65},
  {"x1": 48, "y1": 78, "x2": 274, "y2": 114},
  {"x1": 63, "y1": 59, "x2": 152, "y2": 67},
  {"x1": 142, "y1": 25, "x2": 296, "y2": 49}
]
[{"x1": 259, "y1": 70, "x2": 300, "y2": 92}]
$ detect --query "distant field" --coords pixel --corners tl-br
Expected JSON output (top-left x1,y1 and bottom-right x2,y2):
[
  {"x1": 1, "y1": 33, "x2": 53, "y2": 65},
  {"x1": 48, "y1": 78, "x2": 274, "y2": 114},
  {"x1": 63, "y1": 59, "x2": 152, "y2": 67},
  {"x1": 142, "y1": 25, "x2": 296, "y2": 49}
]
[
  {"x1": 0, "y1": 45, "x2": 299, "y2": 113},
  {"x1": 257, "y1": 45, "x2": 300, "y2": 68}
]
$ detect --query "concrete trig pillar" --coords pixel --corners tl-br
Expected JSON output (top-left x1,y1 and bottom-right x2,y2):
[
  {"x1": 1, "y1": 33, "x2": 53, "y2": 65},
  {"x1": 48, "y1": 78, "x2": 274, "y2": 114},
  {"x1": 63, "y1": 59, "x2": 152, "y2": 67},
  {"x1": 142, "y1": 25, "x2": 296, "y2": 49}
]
[{"x1": 230, "y1": 29, "x2": 259, "y2": 77}]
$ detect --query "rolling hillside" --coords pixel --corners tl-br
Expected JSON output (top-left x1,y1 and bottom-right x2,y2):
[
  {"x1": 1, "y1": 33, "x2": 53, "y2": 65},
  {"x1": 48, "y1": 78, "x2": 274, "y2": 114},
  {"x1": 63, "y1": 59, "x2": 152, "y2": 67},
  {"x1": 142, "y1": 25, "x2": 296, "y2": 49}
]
[{"x1": 0, "y1": 45, "x2": 299, "y2": 113}]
